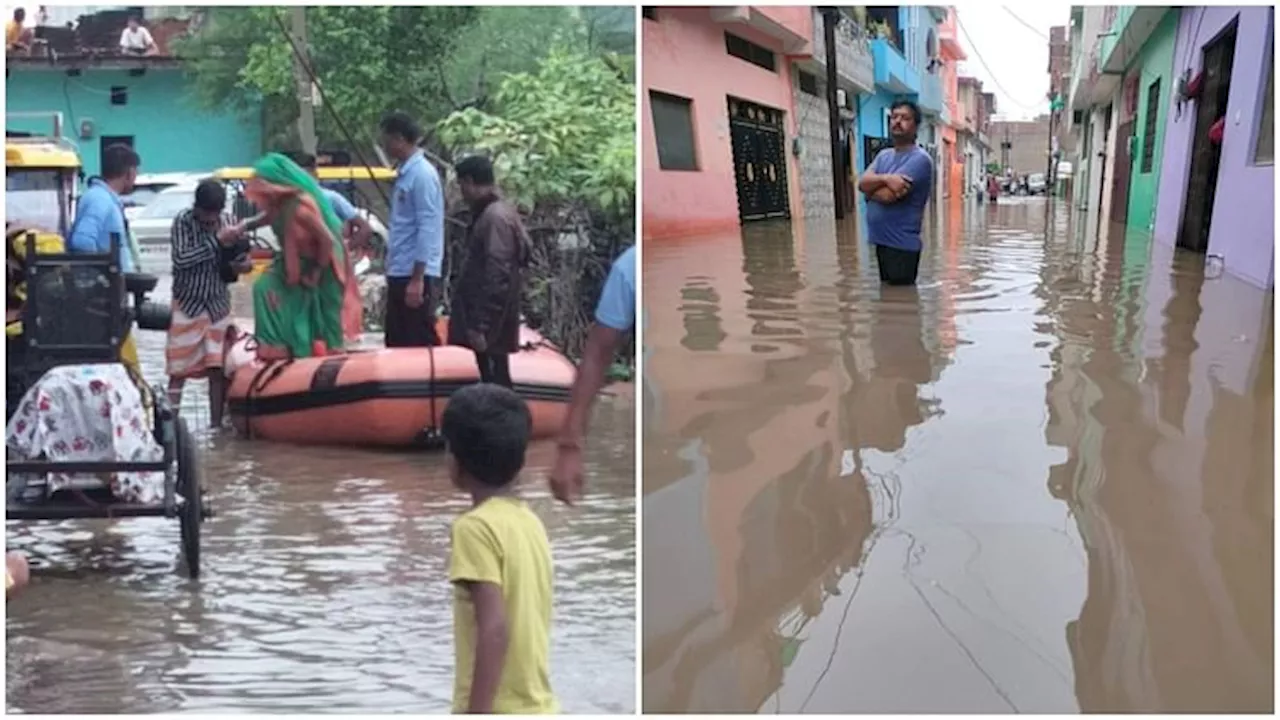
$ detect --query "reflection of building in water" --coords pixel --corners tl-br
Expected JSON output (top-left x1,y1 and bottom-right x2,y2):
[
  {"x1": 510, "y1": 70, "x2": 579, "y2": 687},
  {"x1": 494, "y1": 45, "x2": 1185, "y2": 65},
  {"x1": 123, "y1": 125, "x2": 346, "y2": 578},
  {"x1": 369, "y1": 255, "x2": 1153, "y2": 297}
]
[
  {"x1": 643, "y1": 221, "x2": 945, "y2": 712},
  {"x1": 1041, "y1": 229, "x2": 1273, "y2": 712}
]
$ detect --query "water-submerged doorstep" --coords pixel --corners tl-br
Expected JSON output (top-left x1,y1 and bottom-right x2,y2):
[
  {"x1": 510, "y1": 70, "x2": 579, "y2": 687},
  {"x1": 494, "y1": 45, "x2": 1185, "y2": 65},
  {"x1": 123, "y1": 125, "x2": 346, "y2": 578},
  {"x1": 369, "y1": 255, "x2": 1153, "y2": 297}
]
[{"x1": 641, "y1": 196, "x2": 1273, "y2": 713}]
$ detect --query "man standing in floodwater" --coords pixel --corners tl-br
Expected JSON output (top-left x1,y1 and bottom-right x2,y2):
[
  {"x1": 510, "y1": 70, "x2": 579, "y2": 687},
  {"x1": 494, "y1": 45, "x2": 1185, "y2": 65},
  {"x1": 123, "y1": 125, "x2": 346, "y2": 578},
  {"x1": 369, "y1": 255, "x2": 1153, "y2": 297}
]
[
  {"x1": 858, "y1": 99, "x2": 934, "y2": 286},
  {"x1": 379, "y1": 111, "x2": 445, "y2": 347}
]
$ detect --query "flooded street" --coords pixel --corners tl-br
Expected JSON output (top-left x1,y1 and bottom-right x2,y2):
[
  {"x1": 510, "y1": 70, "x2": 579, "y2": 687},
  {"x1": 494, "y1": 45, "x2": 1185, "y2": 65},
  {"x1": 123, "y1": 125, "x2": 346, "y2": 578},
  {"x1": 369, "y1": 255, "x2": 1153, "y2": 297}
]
[
  {"x1": 7, "y1": 271, "x2": 636, "y2": 714},
  {"x1": 641, "y1": 196, "x2": 1272, "y2": 713}
]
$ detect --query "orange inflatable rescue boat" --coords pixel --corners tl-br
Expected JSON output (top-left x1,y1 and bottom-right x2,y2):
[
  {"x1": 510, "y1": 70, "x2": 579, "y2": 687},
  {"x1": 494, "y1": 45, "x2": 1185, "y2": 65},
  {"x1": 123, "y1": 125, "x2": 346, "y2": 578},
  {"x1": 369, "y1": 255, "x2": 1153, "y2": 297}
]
[{"x1": 225, "y1": 320, "x2": 575, "y2": 448}]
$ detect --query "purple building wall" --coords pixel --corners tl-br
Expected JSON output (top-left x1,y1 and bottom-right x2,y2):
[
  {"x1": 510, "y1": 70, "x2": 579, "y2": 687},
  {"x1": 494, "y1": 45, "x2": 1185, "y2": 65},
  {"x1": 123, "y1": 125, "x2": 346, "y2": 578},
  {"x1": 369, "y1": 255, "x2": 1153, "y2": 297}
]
[{"x1": 1153, "y1": 6, "x2": 1275, "y2": 289}]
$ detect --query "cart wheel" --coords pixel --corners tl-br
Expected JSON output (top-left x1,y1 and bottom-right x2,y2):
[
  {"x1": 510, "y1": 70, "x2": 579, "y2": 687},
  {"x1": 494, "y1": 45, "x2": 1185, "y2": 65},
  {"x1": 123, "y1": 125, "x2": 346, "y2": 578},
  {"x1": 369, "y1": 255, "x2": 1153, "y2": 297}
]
[{"x1": 175, "y1": 417, "x2": 202, "y2": 579}]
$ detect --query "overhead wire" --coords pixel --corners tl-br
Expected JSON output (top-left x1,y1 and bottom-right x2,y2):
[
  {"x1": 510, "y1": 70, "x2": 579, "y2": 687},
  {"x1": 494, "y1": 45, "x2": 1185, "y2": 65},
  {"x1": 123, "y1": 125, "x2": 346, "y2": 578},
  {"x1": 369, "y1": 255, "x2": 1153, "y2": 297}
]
[
  {"x1": 1000, "y1": 5, "x2": 1051, "y2": 42},
  {"x1": 955, "y1": 9, "x2": 1048, "y2": 114}
]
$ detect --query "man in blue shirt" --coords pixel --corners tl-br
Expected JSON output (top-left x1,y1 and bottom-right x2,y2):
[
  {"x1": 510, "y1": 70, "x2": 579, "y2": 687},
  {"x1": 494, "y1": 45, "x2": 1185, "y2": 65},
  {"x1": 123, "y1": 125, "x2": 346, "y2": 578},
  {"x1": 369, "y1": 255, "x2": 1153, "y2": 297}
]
[
  {"x1": 858, "y1": 99, "x2": 934, "y2": 286},
  {"x1": 379, "y1": 112, "x2": 444, "y2": 347},
  {"x1": 67, "y1": 143, "x2": 138, "y2": 271},
  {"x1": 296, "y1": 152, "x2": 374, "y2": 252},
  {"x1": 549, "y1": 245, "x2": 635, "y2": 504}
]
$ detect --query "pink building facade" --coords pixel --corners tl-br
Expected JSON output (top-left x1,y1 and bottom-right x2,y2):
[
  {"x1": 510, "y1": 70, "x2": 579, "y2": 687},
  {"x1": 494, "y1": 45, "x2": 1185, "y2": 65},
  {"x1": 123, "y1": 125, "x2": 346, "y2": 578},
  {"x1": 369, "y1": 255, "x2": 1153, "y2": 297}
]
[{"x1": 642, "y1": 7, "x2": 812, "y2": 240}]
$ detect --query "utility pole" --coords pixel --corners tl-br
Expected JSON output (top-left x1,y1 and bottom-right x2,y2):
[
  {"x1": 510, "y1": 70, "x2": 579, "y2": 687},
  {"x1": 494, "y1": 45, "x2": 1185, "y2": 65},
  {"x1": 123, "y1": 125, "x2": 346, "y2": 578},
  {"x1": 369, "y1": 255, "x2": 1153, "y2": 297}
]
[
  {"x1": 1002, "y1": 126, "x2": 1011, "y2": 173},
  {"x1": 822, "y1": 7, "x2": 844, "y2": 220},
  {"x1": 290, "y1": 6, "x2": 317, "y2": 154},
  {"x1": 1045, "y1": 108, "x2": 1056, "y2": 197}
]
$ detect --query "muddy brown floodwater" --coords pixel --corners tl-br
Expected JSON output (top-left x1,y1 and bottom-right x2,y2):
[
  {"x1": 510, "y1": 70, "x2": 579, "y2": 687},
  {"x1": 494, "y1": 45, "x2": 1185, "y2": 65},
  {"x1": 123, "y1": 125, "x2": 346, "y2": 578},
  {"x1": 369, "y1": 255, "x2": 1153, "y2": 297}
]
[
  {"x1": 642, "y1": 197, "x2": 1272, "y2": 714},
  {"x1": 6, "y1": 271, "x2": 636, "y2": 714}
]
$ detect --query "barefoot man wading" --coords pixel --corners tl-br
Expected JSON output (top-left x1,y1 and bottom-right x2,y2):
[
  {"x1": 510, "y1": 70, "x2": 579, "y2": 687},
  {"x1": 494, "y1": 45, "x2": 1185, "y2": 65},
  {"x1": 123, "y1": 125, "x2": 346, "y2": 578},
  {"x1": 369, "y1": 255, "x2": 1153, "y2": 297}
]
[{"x1": 858, "y1": 99, "x2": 934, "y2": 286}]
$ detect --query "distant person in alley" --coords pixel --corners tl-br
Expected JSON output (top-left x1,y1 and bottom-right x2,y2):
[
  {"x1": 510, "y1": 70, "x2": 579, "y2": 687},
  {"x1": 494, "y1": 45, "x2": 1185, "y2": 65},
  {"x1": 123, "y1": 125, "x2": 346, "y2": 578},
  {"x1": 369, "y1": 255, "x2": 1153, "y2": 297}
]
[
  {"x1": 857, "y1": 99, "x2": 934, "y2": 286},
  {"x1": 379, "y1": 111, "x2": 445, "y2": 347}
]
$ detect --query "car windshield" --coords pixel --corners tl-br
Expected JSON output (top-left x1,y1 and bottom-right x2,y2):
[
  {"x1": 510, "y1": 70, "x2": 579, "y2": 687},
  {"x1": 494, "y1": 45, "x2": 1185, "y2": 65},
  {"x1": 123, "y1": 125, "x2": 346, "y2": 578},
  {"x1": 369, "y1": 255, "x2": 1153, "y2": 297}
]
[
  {"x1": 122, "y1": 184, "x2": 174, "y2": 208},
  {"x1": 138, "y1": 190, "x2": 194, "y2": 220},
  {"x1": 1029, "y1": 174, "x2": 1045, "y2": 183},
  {"x1": 6, "y1": 169, "x2": 69, "y2": 235}
]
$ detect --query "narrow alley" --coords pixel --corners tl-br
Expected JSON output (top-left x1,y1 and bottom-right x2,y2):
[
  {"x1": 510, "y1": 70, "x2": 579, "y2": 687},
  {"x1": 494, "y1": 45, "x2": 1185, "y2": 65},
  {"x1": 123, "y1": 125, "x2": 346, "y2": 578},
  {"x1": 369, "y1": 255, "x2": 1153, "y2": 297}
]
[{"x1": 641, "y1": 196, "x2": 1272, "y2": 713}]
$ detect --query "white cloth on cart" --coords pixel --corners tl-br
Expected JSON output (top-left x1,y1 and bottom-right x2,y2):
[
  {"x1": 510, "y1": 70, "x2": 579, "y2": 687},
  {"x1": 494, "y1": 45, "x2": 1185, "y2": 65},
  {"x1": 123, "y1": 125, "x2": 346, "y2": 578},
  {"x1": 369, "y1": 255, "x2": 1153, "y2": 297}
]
[{"x1": 6, "y1": 364, "x2": 165, "y2": 505}]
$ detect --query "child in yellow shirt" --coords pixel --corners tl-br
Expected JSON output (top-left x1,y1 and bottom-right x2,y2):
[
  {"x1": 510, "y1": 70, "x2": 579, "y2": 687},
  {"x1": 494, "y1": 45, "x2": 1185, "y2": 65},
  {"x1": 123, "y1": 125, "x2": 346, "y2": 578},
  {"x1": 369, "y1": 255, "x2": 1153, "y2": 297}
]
[{"x1": 444, "y1": 384, "x2": 558, "y2": 714}]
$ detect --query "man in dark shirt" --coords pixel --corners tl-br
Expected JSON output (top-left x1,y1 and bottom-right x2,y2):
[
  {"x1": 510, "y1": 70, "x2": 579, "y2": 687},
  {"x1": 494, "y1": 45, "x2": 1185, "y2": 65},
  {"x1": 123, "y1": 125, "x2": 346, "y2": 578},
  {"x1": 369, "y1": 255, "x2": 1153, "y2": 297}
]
[
  {"x1": 449, "y1": 156, "x2": 530, "y2": 388},
  {"x1": 858, "y1": 99, "x2": 935, "y2": 286},
  {"x1": 166, "y1": 179, "x2": 250, "y2": 425}
]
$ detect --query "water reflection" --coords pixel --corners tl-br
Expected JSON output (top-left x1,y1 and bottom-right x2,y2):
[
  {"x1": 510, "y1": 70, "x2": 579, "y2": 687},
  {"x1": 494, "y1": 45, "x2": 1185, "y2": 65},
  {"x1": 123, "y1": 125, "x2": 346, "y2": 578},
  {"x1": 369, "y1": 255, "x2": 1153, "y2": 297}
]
[
  {"x1": 7, "y1": 274, "x2": 636, "y2": 714},
  {"x1": 642, "y1": 198, "x2": 1272, "y2": 713}
]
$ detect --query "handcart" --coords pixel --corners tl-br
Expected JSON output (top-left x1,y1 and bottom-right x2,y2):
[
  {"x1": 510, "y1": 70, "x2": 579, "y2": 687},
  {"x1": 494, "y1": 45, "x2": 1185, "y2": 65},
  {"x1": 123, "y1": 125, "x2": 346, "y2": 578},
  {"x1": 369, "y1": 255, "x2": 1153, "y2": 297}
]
[{"x1": 5, "y1": 233, "x2": 210, "y2": 578}]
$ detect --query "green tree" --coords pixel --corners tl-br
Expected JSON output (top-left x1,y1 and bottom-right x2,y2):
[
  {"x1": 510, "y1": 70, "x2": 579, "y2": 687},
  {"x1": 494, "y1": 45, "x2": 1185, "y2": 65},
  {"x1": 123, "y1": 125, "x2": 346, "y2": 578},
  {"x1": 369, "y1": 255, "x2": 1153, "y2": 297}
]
[
  {"x1": 435, "y1": 47, "x2": 634, "y2": 216},
  {"x1": 174, "y1": 6, "x2": 479, "y2": 149},
  {"x1": 435, "y1": 47, "x2": 635, "y2": 361},
  {"x1": 176, "y1": 6, "x2": 630, "y2": 151}
]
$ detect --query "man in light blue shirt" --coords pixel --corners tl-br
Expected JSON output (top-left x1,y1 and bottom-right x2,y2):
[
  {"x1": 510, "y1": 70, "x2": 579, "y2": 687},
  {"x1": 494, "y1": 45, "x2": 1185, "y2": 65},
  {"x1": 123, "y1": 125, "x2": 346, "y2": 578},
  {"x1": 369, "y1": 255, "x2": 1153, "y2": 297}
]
[
  {"x1": 296, "y1": 152, "x2": 374, "y2": 252},
  {"x1": 379, "y1": 112, "x2": 444, "y2": 347},
  {"x1": 67, "y1": 143, "x2": 138, "y2": 271},
  {"x1": 549, "y1": 245, "x2": 636, "y2": 504}
]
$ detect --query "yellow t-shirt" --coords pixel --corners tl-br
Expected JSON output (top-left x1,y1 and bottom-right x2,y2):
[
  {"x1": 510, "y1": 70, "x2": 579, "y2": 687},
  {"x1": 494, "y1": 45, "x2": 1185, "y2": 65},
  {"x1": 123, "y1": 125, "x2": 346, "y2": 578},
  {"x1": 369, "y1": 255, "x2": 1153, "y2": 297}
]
[
  {"x1": 450, "y1": 496, "x2": 557, "y2": 714},
  {"x1": 6, "y1": 20, "x2": 21, "y2": 46}
]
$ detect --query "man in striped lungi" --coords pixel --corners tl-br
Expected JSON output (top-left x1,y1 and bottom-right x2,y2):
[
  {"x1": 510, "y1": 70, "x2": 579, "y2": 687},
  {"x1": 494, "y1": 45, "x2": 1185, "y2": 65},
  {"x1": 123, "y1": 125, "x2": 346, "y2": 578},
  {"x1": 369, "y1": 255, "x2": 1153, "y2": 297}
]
[{"x1": 166, "y1": 179, "x2": 252, "y2": 426}]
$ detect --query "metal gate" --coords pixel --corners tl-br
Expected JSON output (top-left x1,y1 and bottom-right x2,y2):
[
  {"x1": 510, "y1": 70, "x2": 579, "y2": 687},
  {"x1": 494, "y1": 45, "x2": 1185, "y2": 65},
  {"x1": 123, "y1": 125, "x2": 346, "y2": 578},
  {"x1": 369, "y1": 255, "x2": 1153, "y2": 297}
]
[{"x1": 727, "y1": 96, "x2": 791, "y2": 222}]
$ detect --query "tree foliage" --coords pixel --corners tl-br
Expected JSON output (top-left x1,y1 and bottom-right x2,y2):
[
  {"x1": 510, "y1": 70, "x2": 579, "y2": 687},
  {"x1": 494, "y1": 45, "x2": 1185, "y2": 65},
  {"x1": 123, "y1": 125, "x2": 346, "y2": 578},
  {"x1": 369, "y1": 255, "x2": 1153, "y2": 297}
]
[
  {"x1": 434, "y1": 47, "x2": 635, "y2": 363},
  {"x1": 175, "y1": 6, "x2": 477, "y2": 149},
  {"x1": 175, "y1": 6, "x2": 631, "y2": 151},
  {"x1": 434, "y1": 48, "x2": 634, "y2": 216}
]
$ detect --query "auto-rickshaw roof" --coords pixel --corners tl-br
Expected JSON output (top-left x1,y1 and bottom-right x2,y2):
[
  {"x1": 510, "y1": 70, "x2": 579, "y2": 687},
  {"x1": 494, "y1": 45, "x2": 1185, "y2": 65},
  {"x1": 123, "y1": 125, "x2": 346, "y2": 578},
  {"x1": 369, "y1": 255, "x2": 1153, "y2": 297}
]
[
  {"x1": 5, "y1": 138, "x2": 81, "y2": 169},
  {"x1": 213, "y1": 166, "x2": 396, "y2": 181}
]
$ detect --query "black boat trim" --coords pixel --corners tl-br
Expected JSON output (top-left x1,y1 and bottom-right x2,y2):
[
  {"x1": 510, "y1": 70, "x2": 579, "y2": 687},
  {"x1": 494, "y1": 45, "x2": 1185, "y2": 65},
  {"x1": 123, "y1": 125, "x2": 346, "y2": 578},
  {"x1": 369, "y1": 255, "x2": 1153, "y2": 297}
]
[{"x1": 228, "y1": 379, "x2": 571, "y2": 417}]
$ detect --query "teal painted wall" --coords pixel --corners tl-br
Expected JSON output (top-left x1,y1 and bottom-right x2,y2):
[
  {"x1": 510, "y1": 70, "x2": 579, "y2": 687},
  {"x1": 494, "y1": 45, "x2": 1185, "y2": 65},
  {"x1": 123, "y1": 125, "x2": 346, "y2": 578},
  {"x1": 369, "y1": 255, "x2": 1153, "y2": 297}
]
[
  {"x1": 1125, "y1": 10, "x2": 1178, "y2": 231},
  {"x1": 6, "y1": 68, "x2": 262, "y2": 176}
]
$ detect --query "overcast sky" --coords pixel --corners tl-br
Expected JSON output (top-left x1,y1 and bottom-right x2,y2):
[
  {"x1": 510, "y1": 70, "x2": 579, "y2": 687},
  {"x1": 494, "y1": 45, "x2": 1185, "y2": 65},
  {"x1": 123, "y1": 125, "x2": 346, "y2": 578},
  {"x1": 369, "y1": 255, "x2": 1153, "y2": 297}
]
[{"x1": 954, "y1": 2, "x2": 1073, "y2": 121}]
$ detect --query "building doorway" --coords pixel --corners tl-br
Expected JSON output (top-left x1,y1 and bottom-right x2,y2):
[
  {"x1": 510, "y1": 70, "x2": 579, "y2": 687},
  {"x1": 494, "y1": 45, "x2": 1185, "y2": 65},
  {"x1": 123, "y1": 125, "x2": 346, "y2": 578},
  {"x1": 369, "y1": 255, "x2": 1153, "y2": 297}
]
[
  {"x1": 1178, "y1": 20, "x2": 1238, "y2": 253},
  {"x1": 99, "y1": 135, "x2": 134, "y2": 162},
  {"x1": 1096, "y1": 103, "x2": 1112, "y2": 238},
  {"x1": 942, "y1": 138, "x2": 953, "y2": 199},
  {"x1": 727, "y1": 96, "x2": 791, "y2": 222},
  {"x1": 1109, "y1": 118, "x2": 1134, "y2": 227}
]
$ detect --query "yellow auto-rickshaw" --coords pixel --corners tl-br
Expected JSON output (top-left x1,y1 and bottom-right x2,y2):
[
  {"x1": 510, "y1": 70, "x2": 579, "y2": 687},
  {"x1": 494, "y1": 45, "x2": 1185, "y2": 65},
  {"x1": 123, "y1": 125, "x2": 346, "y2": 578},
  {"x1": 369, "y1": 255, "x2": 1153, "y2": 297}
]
[{"x1": 5, "y1": 121, "x2": 141, "y2": 369}]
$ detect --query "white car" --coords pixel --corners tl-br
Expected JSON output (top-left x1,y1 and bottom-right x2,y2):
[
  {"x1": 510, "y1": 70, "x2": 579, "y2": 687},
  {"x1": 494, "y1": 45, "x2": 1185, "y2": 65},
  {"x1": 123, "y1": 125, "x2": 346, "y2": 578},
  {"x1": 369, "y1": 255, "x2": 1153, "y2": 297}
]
[
  {"x1": 123, "y1": 173, "x2": 203, "y2": 221},
  {"x1": 129, "y1": 183, "x2": 200, "y2": 247},
  {"x1": 1027, "y1": 173, "x2": 1047, "y2": 195}
]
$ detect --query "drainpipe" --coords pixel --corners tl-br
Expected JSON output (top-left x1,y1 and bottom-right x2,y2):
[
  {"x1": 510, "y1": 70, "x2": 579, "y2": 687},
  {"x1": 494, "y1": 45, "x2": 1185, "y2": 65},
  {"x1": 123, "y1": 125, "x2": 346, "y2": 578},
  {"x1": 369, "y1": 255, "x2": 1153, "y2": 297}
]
[{"x1": 822, "y1": 7, "x2": 845, "y2": 220}]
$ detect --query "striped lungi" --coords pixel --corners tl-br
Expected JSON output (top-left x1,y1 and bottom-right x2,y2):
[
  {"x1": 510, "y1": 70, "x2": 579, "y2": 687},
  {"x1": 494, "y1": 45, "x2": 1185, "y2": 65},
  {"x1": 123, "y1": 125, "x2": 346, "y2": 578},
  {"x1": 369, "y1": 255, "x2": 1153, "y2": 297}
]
[{"x1": 166, "y1": 306, "x2": 231, "y2": 379}]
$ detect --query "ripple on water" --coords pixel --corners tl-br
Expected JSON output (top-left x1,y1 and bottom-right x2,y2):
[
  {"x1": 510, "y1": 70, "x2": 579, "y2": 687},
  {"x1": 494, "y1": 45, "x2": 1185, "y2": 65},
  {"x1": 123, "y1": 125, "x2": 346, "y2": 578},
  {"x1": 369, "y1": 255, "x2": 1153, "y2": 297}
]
[{"x1": 8, "y1": 275, "x2": 636, "y2": 714}]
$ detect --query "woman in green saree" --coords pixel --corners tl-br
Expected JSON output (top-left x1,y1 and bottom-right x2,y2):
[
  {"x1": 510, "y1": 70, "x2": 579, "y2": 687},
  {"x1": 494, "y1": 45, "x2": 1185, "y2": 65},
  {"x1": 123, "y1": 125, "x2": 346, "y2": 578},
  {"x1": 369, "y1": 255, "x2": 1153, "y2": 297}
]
[{"x1": 244, "y1": 153, "x2": 362, "y2": 361}]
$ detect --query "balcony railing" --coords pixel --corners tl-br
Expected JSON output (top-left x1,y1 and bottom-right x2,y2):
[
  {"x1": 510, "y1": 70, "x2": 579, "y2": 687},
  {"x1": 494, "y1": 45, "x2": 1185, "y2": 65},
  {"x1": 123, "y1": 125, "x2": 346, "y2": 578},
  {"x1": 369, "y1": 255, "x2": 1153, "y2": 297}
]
[
  {"x1": 810, "y1": 10, "x2": 875, "y2": 93},
  {"x1": 871, "y1": 36, "x2": 917, "y2": 94}
]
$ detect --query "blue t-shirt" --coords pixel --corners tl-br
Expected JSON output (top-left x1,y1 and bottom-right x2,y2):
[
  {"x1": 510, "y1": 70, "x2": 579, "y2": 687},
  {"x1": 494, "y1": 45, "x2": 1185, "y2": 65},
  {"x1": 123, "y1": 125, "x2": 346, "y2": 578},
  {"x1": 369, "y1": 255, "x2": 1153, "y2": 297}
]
[
  {"x1": 67, "y1": 178, "x2": 134, "y2": 271},
  {"x1": 595, "y1": 245, "x2": 635, "y2": 332},
  {"x1": 865, "y1": 146, "x2": 933, "y2": 252},
  {"x1": 321, "y1": 187, "x2": 357, "y2": 223}
]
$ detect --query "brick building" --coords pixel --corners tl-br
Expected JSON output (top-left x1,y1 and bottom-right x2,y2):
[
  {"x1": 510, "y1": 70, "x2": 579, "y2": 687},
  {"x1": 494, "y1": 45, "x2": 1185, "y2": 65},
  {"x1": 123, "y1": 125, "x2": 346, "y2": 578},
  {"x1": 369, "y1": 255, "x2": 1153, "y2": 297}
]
[
  {"x1": 1047, "y1": 24, "x2": 1073, "y2": 158},
  {"x1": 990, "y1": 115, "x2": 1051, "y2": 177}
]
